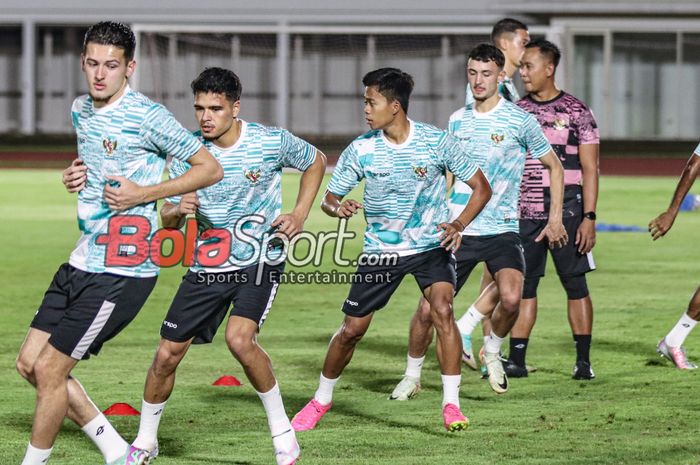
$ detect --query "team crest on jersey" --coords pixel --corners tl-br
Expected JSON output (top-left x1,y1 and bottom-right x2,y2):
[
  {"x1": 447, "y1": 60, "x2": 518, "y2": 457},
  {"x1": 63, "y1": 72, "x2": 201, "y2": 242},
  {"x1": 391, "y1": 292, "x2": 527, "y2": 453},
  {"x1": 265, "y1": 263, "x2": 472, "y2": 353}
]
[
  {"x1": 244, "y1": 168, "x2": 262, "y2": 184},
  {"x1": 490, "y1": 133, "x2": 505, "y2": 145},
  {"x1": 553, "y1": 118, "x2": 567, "y2": 130},
  {"x1": 102, "y1": 138, "x2": 118, "y2": 155},
  {"x1": 413, "y1": 165, "x2": 428, "y2": 179}
]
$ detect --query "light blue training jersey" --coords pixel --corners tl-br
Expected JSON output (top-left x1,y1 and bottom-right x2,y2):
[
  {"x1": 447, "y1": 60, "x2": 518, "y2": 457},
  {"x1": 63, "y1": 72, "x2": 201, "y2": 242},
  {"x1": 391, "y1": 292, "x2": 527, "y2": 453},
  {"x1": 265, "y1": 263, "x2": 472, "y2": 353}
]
[
  {"x1": 327, "y1": 120, "x2": 481, "y2": 256},
  {"x1": 168, "y1": 120, "x2": 317, "y2": 272},
  {"x1": 69, "y1": 86, "x2": 202, "y2": 277},
  {"x1": 447, "y1": 97, "x2": 552, "y2": 235}
]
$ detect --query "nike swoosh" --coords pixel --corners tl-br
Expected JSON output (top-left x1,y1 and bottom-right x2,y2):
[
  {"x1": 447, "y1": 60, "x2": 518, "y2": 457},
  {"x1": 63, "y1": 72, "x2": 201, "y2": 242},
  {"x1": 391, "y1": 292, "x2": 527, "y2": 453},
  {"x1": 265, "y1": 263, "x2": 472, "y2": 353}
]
[{"x1": 498, "y1": 377, "x2": 508, "y2": 390}]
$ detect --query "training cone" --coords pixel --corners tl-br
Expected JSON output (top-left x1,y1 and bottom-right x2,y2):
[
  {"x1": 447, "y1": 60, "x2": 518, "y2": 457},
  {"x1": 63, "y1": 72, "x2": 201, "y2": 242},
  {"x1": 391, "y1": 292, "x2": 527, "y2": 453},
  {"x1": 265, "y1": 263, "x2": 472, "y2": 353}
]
[
  {"x1": 103, "y1": 403, "x2": 140, "y2": 416},
  {"x1": 212, "y1": 375, "x2": 242, "y2": 386}
]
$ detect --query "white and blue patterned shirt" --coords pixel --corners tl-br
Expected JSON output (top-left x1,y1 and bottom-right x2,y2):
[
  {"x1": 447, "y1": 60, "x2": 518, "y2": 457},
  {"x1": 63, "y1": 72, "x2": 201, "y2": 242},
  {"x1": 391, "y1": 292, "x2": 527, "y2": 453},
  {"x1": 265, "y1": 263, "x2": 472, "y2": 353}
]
[
  {"x1": 447, "y1": 98, "x2": 552, "y2": 235},
  {"x1": 69, "y1": 86, "x2": 202, "y2": 277},
  {"x1": 168, "y1": 120, "x2": 317, "y2": 272},
  {"x1": 327, "y1": 120, "x2": 480, "y2": 256}
]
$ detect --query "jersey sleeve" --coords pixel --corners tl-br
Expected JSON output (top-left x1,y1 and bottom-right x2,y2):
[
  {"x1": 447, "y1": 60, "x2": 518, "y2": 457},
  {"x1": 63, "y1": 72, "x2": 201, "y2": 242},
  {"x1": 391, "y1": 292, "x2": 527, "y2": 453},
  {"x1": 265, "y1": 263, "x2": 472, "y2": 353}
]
[
  {"x1": 437, "y1": 132, "x2": 479, "y2": 184},
  {"x1": 694, "y1": 141, "x2": 700, "y2": 157},
  {"x1": 518, "y1": 114, "x2": 552, "y2": 159},
  {"x1": 575, "y1": 106, "x2": 600, "y2": 145},
  {"x1": 278, "y1": 129, "x2": 317, "y2": 171},
  {"x1": 141, "y1": 104, "x2": 203, "y2": 162},
  {"x1": 164, "y1": 157, "x2": 190, "y2": 205},
  {"x1": 326, "y1": 143, "x2": 364, "y2": 197}
]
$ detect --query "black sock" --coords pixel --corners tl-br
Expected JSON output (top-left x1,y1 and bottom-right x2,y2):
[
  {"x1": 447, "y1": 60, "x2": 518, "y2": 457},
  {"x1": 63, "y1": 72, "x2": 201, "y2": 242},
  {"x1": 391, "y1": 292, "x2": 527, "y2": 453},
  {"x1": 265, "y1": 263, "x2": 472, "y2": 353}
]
[
  {"x1": 509, "y1": 338, "x2": 529, "y2": 367},
  {"x1": 573, "y1": 334, "x2": 592, "y2": 363}
]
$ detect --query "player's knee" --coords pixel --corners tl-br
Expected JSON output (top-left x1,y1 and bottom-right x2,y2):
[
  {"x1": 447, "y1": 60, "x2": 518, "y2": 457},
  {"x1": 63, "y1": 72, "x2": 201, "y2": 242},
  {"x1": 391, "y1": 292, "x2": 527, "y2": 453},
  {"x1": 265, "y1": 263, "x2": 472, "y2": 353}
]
[
  {"x1": 15, "y1": 355, "x2": 35, "y2": 383},
  {"x1": 33, "y1": 357, "x2": 60, "y2": 390},
  {"x1": 560, "y1": 274, "x2": 589, "y2": 300},
  {"x1": 338, "y1": 322, "x2": 367, "y2": 346},
  {"x1": 429, "y1": 298, "x2": 454, "y2": 325},
  {"x1": 499, "y1": 291, "x2": 521, "y2": 314},
  {"x1": 522, "y1": 276, "x2": 540, "y2": 300},
  {"x1": 153, "y1": 344, "x2": 186, "y2": 374},
  {"x1": 225, "y1": 332, "x2": 255, "y2": 356},
  {"x1": 416, "y1": 298, "x2": 432, "y2": 323}
]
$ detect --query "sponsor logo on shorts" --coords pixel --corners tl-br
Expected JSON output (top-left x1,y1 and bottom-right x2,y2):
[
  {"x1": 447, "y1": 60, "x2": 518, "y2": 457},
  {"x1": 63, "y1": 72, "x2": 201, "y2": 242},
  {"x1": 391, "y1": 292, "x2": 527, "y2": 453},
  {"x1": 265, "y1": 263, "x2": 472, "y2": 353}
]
[
  {"x1": 345, "y1": 299, "x2": 359, "y2": 307},
  {"x1": 163, "y1": 320, "x2": 178, "y2": 329}
]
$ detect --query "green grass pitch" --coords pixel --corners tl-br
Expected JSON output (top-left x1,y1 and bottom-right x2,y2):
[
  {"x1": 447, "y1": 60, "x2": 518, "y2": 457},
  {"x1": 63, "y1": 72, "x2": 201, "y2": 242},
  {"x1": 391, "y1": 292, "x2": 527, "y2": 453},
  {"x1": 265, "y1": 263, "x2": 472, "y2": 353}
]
[{"x1": 1, "y1": 170, "x2": 699, "y2": 464}]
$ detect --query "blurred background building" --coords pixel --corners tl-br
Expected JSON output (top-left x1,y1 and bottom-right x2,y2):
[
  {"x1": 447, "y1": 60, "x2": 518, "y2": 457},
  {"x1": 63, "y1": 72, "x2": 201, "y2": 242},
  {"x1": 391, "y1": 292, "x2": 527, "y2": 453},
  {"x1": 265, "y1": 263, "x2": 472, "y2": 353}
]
[{"x1": 2, "y1": 0, "x2": 700, "y2": 143}]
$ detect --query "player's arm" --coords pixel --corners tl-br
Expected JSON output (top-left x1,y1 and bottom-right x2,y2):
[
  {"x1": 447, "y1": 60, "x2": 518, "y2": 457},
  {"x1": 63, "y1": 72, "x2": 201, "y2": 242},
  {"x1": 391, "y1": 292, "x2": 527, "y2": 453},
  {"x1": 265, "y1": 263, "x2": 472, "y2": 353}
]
[
  {"x1": 104, "y1": 146, "x2": 223, "y2": 211},
  {"x1": 649, "y1": 152, "x2": 700, "y2": 240},
  {"x1": 576, "y1": 143, "x2": 600, "y2": 253},
  {"x1": 273, "y1": 149, "x2": 327, "y2": 237},
  {"x1": 161, "y1": 193, "x2": 200, "y2": 229},
  {"x1": 321, "y1": 191, "x2": 363, "y2": 219},
  {"x1": 62, "y1": 158, "x2": 87, "y2": 193},
  {"x1": 536, "y1": 150, "x2": 568, "y2": 248},
  {"x1": 439, "y1": 167, "x2": 491, "y2": 251}
]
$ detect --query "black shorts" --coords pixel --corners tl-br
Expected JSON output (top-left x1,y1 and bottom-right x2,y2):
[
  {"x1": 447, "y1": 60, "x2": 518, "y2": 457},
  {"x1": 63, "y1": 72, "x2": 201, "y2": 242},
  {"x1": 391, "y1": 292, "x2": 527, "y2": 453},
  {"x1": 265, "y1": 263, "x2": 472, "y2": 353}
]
[
  {"x1": 454, "y1": 232, "x2": 525, "y2": 294},
  {"x1": 520, "y1": 216, "x2": 596, "y2": 279},
  {"x1": 342, "y1": 247, "x2": 456, "y2": 318},
  {"x1": 31, "y1": 263, "x2": 157, "y2": 360},
  {"x1": 160, "y1": 261, "x2": 285, "y2": 344}
]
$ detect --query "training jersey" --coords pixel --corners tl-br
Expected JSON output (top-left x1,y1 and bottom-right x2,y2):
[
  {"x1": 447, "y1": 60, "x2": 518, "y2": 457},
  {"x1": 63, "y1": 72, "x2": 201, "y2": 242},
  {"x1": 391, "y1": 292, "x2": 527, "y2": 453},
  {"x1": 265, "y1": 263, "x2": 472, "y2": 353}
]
[
  {"x1": 327, "y1": 120, "x2": 480, "y2": 257},
  {"x1": 68, "y1": 86, "x2": 202, "y2": 278},
  {"x1": 466, "y1": 76, "x2": 520, "y2": 106},
  {"x1": 517, "y1": 91, "x2": 599, "y2": 220},
  {"x1": 447, "y1": 98, "x2": 552, "y2": 235},
  {"x1": 168, "y1": 121, "x2": 317, "y2": 272}
]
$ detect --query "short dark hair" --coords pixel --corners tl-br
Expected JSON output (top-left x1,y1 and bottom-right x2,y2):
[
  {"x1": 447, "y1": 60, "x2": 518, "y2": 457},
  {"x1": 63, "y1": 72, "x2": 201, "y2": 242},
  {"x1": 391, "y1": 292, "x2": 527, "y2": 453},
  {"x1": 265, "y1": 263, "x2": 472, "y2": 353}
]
[
  {"x1": 468, "y1": 43, "x2": 506, "y2": 69},
  {"x1": 491, "y1": 18, "x2": 528, "y2": 44},
  {"x1": 83, "y1": 21, "x2": 136, "y2": 61},
  {"x1": 526, "y1": 38, "x2": 561, "y2": 69},
  {"x1": 190, "y1": 67, "x2": 242, "y2": 102},
  {"x1": 362, "y1": 67, "x2": 414, "y2": 113}
]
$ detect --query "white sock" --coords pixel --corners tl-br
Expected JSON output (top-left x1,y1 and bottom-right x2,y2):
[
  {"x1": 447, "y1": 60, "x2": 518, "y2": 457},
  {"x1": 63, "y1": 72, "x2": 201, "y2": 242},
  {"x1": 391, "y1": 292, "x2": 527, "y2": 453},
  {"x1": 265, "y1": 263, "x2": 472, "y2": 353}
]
[
  {"x1": 404, "y1": 354, "x2": 425, "y2": 380},
  {"x1": 665, "y1": 313, "x2": 698, "y2": 347},
  {"x1": 21, "y1": 443, "x2": 52, "y2": 465},
  {"x1": 456, "y1": 305, "x2": 486, "y2": 336},
  {"x1": 313, "y1": 373, "x2": 339, "y2": 406},
  {"x1": 132, "y1": 400, "x2": 167, "y2": 452},
  {"x1": 441, "y1": 374, "x2": 461, "y2": 408},
  {"x1": 81, "y1": 413, "x2": 128, "y2": 463},
  {"x1": 484, "y1": 331, "x2": 505, "y2": 355},
  {"x1": 257, "y1": 383, "x2": 293, "y2": 437}
]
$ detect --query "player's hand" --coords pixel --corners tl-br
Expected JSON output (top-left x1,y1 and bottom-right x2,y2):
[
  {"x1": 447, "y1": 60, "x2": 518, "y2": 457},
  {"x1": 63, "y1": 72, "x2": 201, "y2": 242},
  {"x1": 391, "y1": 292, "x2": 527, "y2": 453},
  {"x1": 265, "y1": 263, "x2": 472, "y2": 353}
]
[
  {"x1": 103, "y1": 176, "x2": 147, "y2": 211},
  {"x1": 649, "y1": 211, "x2": 676, "y2": 241},
  {"x1": 177, "y1": 192, "x2": 200, "y2": 215},
  {"x1": 335, "y1": 199, "x2": 363, "y2": 218},
  {"x1": 536, "y1": 220, "x2": 568, "y2": 249},
  {"x1": 272, "y1": 211, "x2": 305, "y2": 239},
  {"x1": 438, "y1": 221, "x2": 464, "y2": 252},
  {"x1": 575, "y1": 218, "x2": 596, "y2": 254},
  {"x1": 62, "y1": 158, "x2": 87, "y2": 193}
]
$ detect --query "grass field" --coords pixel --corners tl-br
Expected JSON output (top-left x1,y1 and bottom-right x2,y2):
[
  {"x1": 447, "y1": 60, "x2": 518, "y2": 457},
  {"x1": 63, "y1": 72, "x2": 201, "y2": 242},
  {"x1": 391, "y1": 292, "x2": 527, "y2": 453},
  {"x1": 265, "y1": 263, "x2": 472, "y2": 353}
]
[{"x1": 1, "y1": 170, "x2": 699, "y2": 465}]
